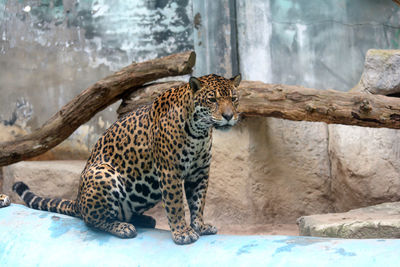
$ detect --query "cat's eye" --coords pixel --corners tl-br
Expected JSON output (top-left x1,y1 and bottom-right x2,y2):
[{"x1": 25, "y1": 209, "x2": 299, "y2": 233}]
[
  {"x1": 232, "y1": 95, "x2": 238, "y2": 101},
  {"x1": 209, "y1": 97, "x2": 217, "y2": 103}
]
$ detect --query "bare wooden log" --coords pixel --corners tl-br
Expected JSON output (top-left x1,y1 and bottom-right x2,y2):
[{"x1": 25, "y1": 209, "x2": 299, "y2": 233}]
[
  {"x1": 118, "y1": 80, "x2": 400, "y2": 129},
  {"x1": 0, "y1": 51, "x2": 196, "y2": 167},
  {"x1": 239, "y1": 81, "x2": 400, "y2": 129}
]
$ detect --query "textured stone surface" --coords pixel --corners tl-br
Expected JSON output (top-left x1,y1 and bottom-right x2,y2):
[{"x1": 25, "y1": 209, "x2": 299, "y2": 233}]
[
  {"x1": 202, "y1": 118, "x2": 332, "y2": 226},
  {"x1": 352, "y1": 49, "x2": 400, "y2": 95},
  {"x1": 245, "y1": 118, "x2": 333, "y2": 223},
  {"x1": 328, "y1": 124, "x2": 400, "y2": 212},
  {"x1": 2, "y1": 161, "x2": 85, "y2": 204},
  {"x1": 297, "y1": 202, "x2": 400, "y2": 238},
  {"x1": 206, "y1": 122, "x2": 252, "y2": 225},
  {"x1": 328, "y1": 50, "x2": 400, "y2": 210}
]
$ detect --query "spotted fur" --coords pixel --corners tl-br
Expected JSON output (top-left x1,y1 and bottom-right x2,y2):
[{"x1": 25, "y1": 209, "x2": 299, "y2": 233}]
[
  {"x1": 0, "y1": 194, "x2": 10, "y2": 208},
  {"x1": 13, "y1": 74, "x2": 242, "y2": 245}
]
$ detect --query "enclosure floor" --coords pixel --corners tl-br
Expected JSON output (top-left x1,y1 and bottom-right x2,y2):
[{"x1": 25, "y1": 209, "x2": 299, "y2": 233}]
[
  {"x1": 146, "y1": 202, "x2": 300, "y2": 236},
  {"x1": 219, "y1": 224, "x2": 299, "y2": 235},
  {"x1": 4, "y1": 204, "x2": 400, "y2": 266},
  {"x1": 155, "y1": 222, "x2": 299, "y2": 236}
]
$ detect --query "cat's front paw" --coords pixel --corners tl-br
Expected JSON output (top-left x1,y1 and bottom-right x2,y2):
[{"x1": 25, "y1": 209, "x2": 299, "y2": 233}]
[
  {"x1": 172, "y1": 226, "x2": 199, "y2": 245},
  {"x1": 191, "y1": 221, "x2": 218, "y2": 235}
]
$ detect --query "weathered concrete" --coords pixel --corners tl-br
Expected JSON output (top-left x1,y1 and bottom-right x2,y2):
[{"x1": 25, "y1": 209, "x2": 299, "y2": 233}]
[
  {"x1": 237, "y1": 0, "x2": 400, "y2": 91},
  {"x1": 297, "y1": 202, "x2": 400, "y2": 238},
  {"x1": 3, "y1": 0, "x2": 399, "y2": 155},
  {"x1": 2, "y1": 204, "x2": 400, "y2": 266},
  {"x1": 352, "y1": 49, "x2": 400, "y2": 95},
  {"x1": 193, "y1": 0, "x2": 238, "y2": 77},
  {"x1": 0, "y1": 0, "x2": 193, "y2": 154}
]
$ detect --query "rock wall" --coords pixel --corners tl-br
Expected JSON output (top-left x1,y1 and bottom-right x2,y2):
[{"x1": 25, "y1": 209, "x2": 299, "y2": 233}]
[
  {"x1": 207, "y1": 117, "x2": 400, "y2": 224},
  {"x1": 329, "y1": 124, "x2": 400, "y2": 211},
  {"x1": 205, "y1": 118, "x2": 332, "y2": 224},
  {"x1": 352, "y1": 50, "x2": 400, "y2": 95}
]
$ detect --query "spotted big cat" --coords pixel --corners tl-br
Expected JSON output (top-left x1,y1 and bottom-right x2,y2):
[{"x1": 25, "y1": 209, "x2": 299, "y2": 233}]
[{"x1": 14, "y1": 74, "x2": 242, "y2": 245}]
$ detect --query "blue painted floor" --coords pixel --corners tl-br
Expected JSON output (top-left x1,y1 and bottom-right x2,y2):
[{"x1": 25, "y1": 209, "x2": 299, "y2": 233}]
[{"x1": 0, "y1": 204, "x2": 399, "y2": 266}]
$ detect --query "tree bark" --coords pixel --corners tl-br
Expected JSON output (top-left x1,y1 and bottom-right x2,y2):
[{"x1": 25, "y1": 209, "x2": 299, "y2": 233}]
[
  {"x1": 0, "y1": 51, "x2": 196, "y2": 167},
  {"x1": 238, "y1": 81, "x2": 400, "y2": 129},
  {"x1": 118, "y1": 80, "x2": 400, "y2": 129}
]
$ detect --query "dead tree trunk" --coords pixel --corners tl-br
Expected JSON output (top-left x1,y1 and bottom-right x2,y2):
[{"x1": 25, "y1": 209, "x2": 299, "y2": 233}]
[
  {"x1": 238, "y1": 81, "x2": 400, "y2": 129},
  {"x1": 0, "y1": 51, "x2": 196, "y2": 167},
  {"x1": 118, "y1": 80, "x2": 400, "y2": 129}
]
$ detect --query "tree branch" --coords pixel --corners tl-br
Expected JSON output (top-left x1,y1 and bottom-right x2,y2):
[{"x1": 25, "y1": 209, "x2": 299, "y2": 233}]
[
  {"x1": 0, "y1": 51, "x2": 196, "y2": 167},
  {"x1": 239, "y1": 81, "x2": 400, "y2": 128},
  {"x1": 118, "y1": 80, "x2": 400, "y2": 129}
]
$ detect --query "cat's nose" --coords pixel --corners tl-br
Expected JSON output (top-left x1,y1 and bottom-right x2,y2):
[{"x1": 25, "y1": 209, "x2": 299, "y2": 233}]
[{"x1": 222, "y1": 112, "x2": 233, "y2": 122}]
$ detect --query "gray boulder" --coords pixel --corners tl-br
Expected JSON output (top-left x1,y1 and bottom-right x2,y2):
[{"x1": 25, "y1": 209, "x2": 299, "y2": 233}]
[
  {"x1": 297, "y1": 202, "x2": 400, "y2": 238},
  {"x1": 352, "y1": 49, "x2": 400, "y2": 95},
  {"x1": 328, "y1": 124, "x2": 400, "y2": 212}
]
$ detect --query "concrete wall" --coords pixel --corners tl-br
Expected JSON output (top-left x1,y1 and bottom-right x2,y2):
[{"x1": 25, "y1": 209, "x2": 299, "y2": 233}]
[
  {"x1": 2, "y1": 1, "x2": 400, "y2": 223},
  {"x1": 237, "y1": 0, "x2": 400, "y2": 90},
  {"x1": 0, "y1": 0, "x2": 193, "y2": 158},
  {"x1": 192, "y1": 0, "x2": 238, "y2": 77},
  {"x1": 200, "y1": 0, "x2": 400, "y2": 221},
  {"x1": 3, "y1": 0, "x2": 400, "y2": 150}
]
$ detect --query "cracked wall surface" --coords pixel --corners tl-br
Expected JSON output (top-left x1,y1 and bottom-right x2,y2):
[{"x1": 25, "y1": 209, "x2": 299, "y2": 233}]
[
  {"x1": 237, "y1": 0, "x2": 400, "y2": 91},
  {"x1": 0, "y1": 0, "x2": 193, "y2": 158}
]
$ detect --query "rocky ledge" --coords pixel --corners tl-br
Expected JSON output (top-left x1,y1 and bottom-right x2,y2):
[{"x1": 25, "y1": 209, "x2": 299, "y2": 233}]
[{"x1": 297, "y1": 202, "x2": 400, "y2": 239}]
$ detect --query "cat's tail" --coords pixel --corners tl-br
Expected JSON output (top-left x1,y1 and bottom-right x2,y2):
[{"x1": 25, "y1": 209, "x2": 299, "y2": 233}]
[{"x1": 12, "y1": 181, "x2": 80, "y2": 218}]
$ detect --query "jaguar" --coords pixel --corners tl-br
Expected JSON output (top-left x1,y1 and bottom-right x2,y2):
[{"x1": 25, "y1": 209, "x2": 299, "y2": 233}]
[{"x1": 13, "y1": 73, "x2": 241, "y2": 245}]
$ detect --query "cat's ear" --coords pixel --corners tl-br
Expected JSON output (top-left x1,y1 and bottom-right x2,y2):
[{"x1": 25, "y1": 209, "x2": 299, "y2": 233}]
[
  {"x1": 189, "y1": 76, "x2": 202, "y2": 92},
  {"x1": 230, "y1": 74, "x2": 242, "y2": 87}
]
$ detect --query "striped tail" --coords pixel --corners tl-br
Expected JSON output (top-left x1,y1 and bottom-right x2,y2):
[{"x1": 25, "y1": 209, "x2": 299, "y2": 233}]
[{"x1": 13, "y1": 181, "x2": 79, "y2": 218}]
